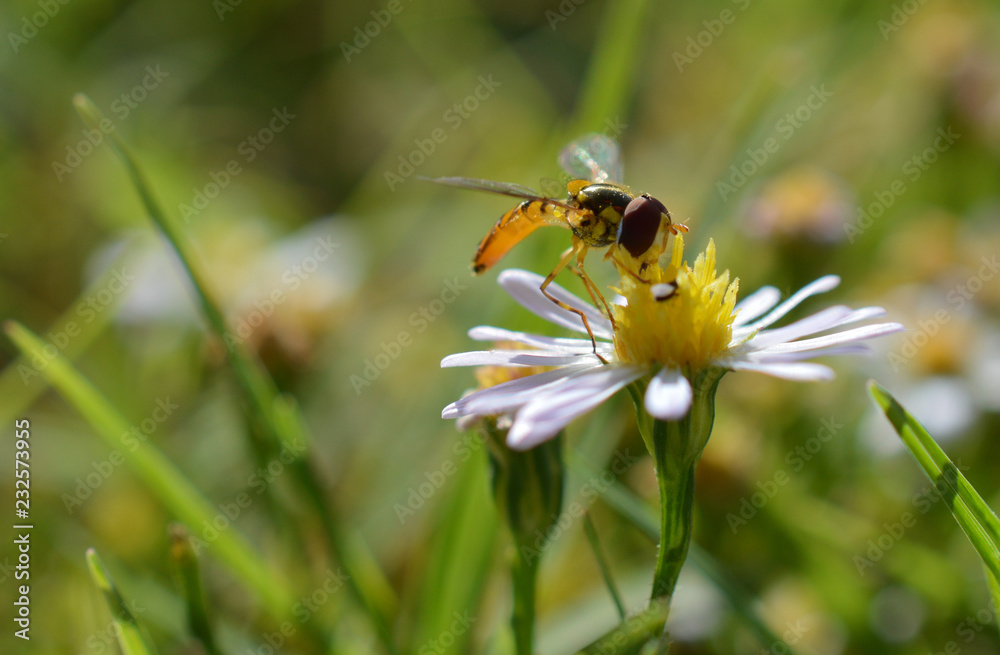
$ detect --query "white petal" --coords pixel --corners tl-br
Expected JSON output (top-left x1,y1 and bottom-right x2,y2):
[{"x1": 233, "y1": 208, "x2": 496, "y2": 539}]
[
  {"x1": 737, "y1": 305, "x2": 892, "y2": 348},
  {"x1": 743, "y1": 343, "x2": 872, "y2": 363},
  {"x1": 727, "y1": 360, "x2": 835, "y2": 381},
  {"x1": 754, "y1": 322, "x2": 904, "y2": 355},
  {"x1": 498, "y1": 269, "x2": 613, "y2": 339},
  {"x1": 644, "y1": 367, "x2": 693, "y2": 420},
  {"x1": 731, "y1": 286, "x2": 781, "y2": 327},
  {"x1": 441, "y1": 349, "x2": 603, "y2": 368},
  {"x1": 740, "y1": 275, "x2": 841, "y2": 332},
  {"x1": 744, "y1": 305, "x2": 853, "y2": 349},
  {"x1": 442, "y1": 403, "x2": 461, "y2": 419},
  {"x1": 443, "y1": 364, "x2": 596, "y2": 418},
  {"x1": 467, "y1": 326, "x2": 612, "y2": 353},
  {"x1": 832, "y1": 306, "x2": 887, "y2": 327},
  {"x1": 506, "y1": 365, "x2": 646, "y2": 450}
]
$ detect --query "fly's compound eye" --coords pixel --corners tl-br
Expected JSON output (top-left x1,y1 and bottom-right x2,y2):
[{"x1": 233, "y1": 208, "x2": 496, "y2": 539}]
[{"x1": 619, "y1": 194, "x2": 667, "y2": 258}]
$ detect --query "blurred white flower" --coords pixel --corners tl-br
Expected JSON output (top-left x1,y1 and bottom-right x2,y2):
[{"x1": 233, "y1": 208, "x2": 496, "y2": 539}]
[{"x1": 87, "y1": 215, "x2": 365, "y2": 358}]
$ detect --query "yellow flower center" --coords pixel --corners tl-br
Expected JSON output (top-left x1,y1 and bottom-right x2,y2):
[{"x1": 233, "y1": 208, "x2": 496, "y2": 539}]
[{"x1": 612, "y1": 234, "x2": 739, "y2": 371}]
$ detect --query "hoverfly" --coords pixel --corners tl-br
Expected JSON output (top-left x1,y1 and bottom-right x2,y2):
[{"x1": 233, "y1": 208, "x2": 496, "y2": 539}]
[{"x1": 423, "y1": 134, "x2": 687, "y2": 351}]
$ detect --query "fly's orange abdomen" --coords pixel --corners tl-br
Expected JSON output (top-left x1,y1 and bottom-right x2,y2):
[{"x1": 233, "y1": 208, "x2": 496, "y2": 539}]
[{"x1": 472, "y1": 200, "x2": 568, "y2": 274}]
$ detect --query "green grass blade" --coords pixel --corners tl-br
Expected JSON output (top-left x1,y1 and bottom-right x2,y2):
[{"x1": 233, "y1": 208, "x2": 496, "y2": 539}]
[
  {"x1": 868, "y1": 381, "x2": 1000, "y2": 585},
  {"x1": 985, "y1": 563, "x2": 1000, "y2": 639},
  {"x1": 566, "y1": 450, "x2": 800, "y2": 654},
  {"x1": 70, "y1": 94, "x2": 227, "y2": 351},
  {"x1": 72, "y1": 94, "x2": 399, "y2": 650},
  {"x1": 86, "y1": 548, "x2": 158, "y2": 655},
  {"x1": 5, "y1": 321, "x2": 299, "y2": 631},
  {"x1": 71, "y1": 94, "x2": 282, "y2": 453},
  {"x1": 169, "y1": 525, "x2": 222, "y2": 655},
  {"x1": 70, "y1": 95, "x2": 293, "y2": 559},
  {"x1": 869, "y1": 381, "x2": 1000, "y2": 549}
]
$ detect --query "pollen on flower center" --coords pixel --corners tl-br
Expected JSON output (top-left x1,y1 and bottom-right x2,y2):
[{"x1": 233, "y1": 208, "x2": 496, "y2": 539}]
[{"x1": 611, "y1": 235, "x2": 739, "y2": 371}]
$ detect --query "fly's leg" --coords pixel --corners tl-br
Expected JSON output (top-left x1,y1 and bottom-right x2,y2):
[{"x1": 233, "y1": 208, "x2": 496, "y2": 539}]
[
  {"x1": 607, "y1": 252, "x2": 652, "y2": 284},
  {"x1": 569, "y1": 249, "x2": 616, "y2": 331},
  {"x1": 540, "y1": 241, "x2": 608, "y2": 363}
]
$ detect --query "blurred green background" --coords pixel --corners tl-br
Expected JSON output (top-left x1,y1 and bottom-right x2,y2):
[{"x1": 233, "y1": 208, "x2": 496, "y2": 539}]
[{"x1": 2, "y1": 0, "x2": 1000, "y2": 653}]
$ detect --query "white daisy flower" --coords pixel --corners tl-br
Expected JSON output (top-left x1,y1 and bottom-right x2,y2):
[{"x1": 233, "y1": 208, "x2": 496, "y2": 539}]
[{"x1": 442, "y1": 235, "x2": 904, "y2": 450}]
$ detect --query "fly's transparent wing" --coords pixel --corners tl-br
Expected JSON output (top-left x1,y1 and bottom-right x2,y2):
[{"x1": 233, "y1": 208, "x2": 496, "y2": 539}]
[
  {"x1": 558, "y1": 134, "x2": 624, "y2": 184},
  {"x1": 422, "y1": 176, "x2": 540, "y2": 200},
  {"x1": 420, "y1": 176, "x2": 577, "y2": 209}
]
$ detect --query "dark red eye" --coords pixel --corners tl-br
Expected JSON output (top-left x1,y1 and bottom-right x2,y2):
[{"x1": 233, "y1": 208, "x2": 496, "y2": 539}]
[{"x1": 619, "y1": 194, "x2": 666, "y2": 257}]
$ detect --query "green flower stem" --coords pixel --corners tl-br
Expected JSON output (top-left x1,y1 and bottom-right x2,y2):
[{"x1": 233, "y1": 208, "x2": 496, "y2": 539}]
[
  {"x1": 646, "y1": 368, "x2": 724, "y2": 608},
  {"x1": 511, "y1": 545, "x2": 540, "y2": 655},
  {"x1": 650, "y1": 439, "x2": 696, "y2": 602},
  {"x1": 575, "y1": 597, "x2": 667, "y2": 655},
  {"x1": 485, "y1": 422, "x2": 564, "y2": 655}
]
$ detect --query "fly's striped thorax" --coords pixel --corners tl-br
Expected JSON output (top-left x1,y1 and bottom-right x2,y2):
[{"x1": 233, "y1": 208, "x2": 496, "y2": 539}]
[{"x1": 566, "y1": 181, "x2": 634, "y2": 248}]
